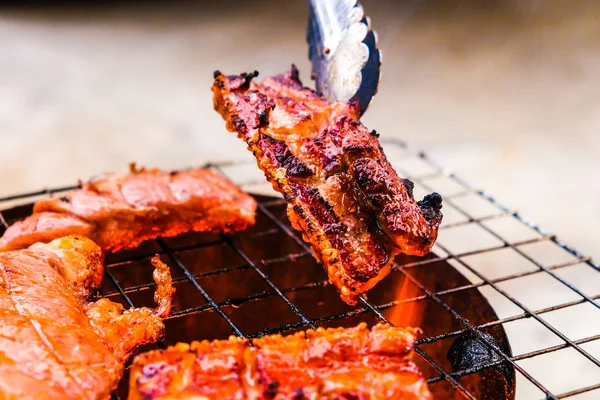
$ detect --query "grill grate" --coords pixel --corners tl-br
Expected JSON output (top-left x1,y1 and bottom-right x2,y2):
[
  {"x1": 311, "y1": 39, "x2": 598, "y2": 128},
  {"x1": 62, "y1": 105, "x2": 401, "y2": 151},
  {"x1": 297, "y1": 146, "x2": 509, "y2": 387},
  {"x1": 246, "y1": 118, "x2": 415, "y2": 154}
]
[{"x1": 1, "y1": 139, "x2": 598, "y2": 399}]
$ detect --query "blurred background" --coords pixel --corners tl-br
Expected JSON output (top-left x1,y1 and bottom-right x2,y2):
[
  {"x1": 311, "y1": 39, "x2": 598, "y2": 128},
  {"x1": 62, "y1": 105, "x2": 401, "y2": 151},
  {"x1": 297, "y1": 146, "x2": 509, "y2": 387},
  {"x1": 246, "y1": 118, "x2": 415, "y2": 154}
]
[{"x1": 0, "y1": 0, "x2": 598, "y2": 263}]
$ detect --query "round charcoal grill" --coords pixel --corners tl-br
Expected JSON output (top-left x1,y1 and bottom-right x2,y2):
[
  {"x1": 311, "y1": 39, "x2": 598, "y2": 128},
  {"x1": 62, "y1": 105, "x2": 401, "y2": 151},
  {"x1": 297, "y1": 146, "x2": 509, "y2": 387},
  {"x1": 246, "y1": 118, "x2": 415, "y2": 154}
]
[{"x1": 1, "y1": 139, "x2": 598, "y2": 400}]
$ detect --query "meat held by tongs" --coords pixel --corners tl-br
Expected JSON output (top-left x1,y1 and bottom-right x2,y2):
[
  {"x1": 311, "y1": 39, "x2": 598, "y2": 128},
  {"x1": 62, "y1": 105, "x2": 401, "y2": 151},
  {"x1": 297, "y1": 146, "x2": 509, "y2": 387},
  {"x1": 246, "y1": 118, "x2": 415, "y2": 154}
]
[
  {"x1": 212, "y1": 67, "x2": 442, "y2": 305},
  {"x1": 212, "y1": 1, "x2": 442, "y2": 305}
]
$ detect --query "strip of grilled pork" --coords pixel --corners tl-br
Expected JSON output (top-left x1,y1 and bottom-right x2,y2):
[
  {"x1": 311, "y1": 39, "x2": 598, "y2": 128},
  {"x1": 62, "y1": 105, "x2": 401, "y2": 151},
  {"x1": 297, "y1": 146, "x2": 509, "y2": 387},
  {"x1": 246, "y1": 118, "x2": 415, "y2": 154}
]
[
  {"x1": 0, "y1": 165, "x2": 257, "y2": 253},
  {"x1": 129, "y1": 322, "x2": 432, "y2": 400},
  {"x1": 212, "y1": 67, "x2": 442, "y2": 304}
]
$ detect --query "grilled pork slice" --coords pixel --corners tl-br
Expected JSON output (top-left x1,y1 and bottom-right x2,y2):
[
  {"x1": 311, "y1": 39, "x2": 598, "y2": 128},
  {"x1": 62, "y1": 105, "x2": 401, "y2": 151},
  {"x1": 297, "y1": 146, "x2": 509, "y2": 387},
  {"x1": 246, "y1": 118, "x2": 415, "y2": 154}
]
[
  {"x1": 212, "y1": 67, "x2": 442, "y2": 305},
  {"x1": 129, "y1": 323, "x2": 432, "y2": 400},
  {"x1": 0, "y1": 235, "x2": 174, "y2": 400},
  {"x1": 0, "y1": 165, "x2": 257, "y2": 253}
]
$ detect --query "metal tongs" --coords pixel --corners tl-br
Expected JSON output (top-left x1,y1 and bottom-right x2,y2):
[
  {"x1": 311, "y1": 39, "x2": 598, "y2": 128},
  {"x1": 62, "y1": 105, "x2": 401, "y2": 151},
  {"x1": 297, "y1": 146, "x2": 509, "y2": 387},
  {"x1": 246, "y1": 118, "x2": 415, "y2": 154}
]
[{"x1": 307, "y1": 0, "x2": 381, "y2": 117}]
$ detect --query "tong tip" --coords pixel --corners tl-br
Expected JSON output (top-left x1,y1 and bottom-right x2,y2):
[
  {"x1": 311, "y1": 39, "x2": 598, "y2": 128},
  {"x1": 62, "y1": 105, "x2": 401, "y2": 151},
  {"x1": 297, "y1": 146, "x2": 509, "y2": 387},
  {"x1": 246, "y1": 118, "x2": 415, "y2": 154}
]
[{"x1": 307, "y1": 0, "x2": 381, "y2": 116}]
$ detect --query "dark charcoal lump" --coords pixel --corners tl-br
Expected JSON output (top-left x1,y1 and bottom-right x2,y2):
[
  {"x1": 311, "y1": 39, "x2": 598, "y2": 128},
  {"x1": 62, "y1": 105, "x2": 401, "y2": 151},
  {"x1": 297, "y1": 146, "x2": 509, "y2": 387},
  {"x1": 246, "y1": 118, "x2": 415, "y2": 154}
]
[{"x1": 447, "y1": 331, "x2": 512, "y2": 384}]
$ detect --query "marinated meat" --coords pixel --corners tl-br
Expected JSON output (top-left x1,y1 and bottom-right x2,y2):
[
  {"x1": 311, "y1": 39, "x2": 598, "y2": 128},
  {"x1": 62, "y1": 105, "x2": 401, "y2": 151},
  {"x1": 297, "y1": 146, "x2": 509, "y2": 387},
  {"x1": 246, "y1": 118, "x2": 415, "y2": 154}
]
[
  {"x1": 129, "y1": 322, "x2": 432, "y2": 400},
  {"x1": 212, "y1": 67, "x2": 442, "y2": 304},
  {"x1": 0, "y1": 165, "x2": 257, "y2": 253},
  {"x1": 0, "y1": 235, "x2": 174, "y2": 400}
]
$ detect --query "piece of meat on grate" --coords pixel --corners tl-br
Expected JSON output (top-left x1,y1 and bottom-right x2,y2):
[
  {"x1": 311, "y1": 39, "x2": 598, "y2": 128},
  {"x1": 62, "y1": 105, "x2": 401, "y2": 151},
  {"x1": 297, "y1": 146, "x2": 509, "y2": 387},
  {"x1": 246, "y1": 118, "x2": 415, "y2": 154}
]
[
  {"x1": 128, "y1": 322, "x2": 432, "y2": 400},
  {"x1": 0, "y1": 165, "x2": 257, "y2": 253},
  {"x1": 212, "y1": 67, "x2": 442, "y2": 305},
  {"x1": 0, "y1": 235, "x2": 174, "y2": 400}
]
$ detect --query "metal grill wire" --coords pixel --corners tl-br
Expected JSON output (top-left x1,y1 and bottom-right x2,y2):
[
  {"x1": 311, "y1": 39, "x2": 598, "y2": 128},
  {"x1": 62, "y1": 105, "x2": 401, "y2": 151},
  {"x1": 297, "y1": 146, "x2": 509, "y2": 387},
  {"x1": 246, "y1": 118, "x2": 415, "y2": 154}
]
[{"x1": 0, "y1": 139, "x2": 598, "y2": 399}]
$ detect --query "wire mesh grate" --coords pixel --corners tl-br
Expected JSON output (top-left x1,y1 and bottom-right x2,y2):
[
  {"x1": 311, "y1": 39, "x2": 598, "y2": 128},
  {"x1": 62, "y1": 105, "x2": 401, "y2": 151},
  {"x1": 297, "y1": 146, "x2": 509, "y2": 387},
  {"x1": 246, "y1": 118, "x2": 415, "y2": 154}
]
[{"x1": 1, "y1": 139, "x2": 599, "y2": 399}]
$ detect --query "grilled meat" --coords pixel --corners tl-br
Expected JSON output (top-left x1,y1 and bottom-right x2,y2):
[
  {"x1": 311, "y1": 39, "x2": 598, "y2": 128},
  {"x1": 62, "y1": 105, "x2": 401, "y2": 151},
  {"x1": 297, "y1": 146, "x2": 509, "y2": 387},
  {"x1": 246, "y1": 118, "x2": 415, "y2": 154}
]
[
  {"x1": 0, "y1": 235, "x2": 174, "y2": 400},
  {"x1": 212, "y1": 67, "x2": 442, "y2": 305},
  {"x1": 129, "y1": 322, "x2": 432, "y2": 400},
  {"x1": 0, "y1": 165, "x2": 257, "y2": 253}
]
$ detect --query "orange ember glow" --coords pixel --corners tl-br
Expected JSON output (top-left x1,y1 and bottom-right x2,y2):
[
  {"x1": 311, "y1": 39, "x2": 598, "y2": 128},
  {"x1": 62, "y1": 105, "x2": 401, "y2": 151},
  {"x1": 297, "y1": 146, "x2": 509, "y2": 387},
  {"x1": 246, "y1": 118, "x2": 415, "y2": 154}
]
[{"x1": 388, "y1": 275, "x2": 424, "y2": 329}]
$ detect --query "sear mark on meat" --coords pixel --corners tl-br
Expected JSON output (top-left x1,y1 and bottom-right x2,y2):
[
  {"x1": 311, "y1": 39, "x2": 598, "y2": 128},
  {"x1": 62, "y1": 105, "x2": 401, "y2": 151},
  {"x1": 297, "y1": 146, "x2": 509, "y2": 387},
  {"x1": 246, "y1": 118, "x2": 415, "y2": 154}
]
[
  {"x1": 289, "y1": 181, "x2": 345, "y2": 235},
  {"x1": 261, "y1": 134, "x2": 313, "y2": 178}
]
